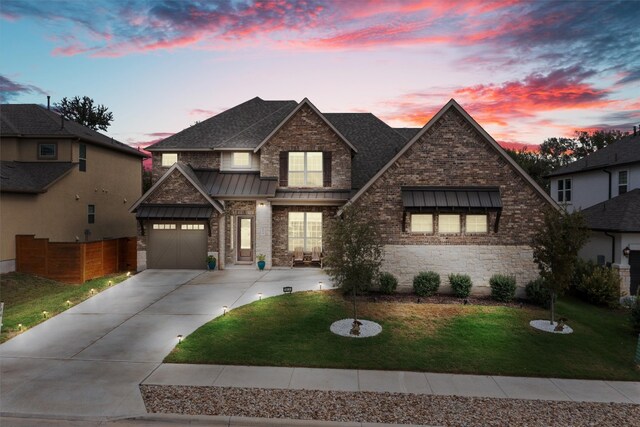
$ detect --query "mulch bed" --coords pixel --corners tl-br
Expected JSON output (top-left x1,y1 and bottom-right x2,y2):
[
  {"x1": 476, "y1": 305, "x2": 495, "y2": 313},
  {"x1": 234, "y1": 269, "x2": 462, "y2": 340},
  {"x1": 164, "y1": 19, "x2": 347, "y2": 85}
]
[{"x1": 344, "y1": 292, "x2": 537, "y2": 309}]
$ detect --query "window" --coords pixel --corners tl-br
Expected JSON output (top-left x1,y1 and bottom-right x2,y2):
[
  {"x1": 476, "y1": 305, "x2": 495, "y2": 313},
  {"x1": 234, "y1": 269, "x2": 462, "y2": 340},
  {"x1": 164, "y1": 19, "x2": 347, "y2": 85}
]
[
  {"x1": 288, "y1": 152, "x2": 323, "y2": 187},
  {"x1": 88, "y1": 205, "x2": 95, "y2": 224},
  {"x1": 288, "y1": 212, "x2": 322, "y2": 251},
  {"x1": 619, "y1": 171, "x2": 628, "y2": 195},
  {"x1": 79, "y1": 143, "x2": 86, "y2": 172},
  {"x1": 232, "y1": 152, "x2": 250, "y2": 168},
  {"x1": 439, "y1": 214, "x2": 460, "y2": 233},
  {"x1": 153, "y1": 224, "x2": 176, "y2": 230},
  {"x1": 466, "y1": 214, "x2": 488, "y2": 233},
  {"x1": 161, "y1": 153, "x2": 178, "y2": 167},
  {"x1": 181, "y1": 224, "x2": 205, "y2": 230},
  {"x1": 557, "y1": 178, "x2": 571, "y2": 203},
  {"x1": 38, "y1": 143, "x2": 57, "y2": 159},
  {"x1": 411, "y1": 214, "x2": 433, "y2": 233}
]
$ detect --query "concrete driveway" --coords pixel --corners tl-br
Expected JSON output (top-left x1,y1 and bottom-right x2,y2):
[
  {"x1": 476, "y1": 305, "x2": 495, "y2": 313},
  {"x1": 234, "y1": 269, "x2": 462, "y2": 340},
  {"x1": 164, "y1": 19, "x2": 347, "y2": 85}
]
[{"x1": 0, "y1": 268, "x2": 329, "y2": 420}]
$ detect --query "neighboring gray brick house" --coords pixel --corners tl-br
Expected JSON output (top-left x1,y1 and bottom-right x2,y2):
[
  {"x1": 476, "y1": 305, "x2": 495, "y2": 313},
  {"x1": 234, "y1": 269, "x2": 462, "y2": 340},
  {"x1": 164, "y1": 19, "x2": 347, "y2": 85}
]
[{"x1": 131, "y1": 97, "x2": 555, "y2": 294}]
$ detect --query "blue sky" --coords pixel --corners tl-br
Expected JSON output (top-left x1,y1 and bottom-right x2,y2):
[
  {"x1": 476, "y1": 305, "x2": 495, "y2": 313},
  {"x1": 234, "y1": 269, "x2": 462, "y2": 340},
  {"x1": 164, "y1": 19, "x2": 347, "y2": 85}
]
[{"x1": 1, "y1": 0, "x2": 639, "y2": 150}]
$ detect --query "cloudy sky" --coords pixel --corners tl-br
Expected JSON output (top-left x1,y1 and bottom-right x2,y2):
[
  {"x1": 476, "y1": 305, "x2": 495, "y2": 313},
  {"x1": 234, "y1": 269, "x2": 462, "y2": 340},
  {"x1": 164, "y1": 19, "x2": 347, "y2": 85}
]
[{"x1": 1, "y1": 0, "x2": 639, "y2": 150}]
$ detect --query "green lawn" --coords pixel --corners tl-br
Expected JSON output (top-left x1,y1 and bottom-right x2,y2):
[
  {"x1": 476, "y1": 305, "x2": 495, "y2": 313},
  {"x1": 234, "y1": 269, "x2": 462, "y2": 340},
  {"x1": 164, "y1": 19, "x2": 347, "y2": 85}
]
[
  {"x1": 166, "y1": 291, "x2": 640, "y2": 381},
  {"x1": 0, "y1": 272, "x2": 129, "y2": 343}
]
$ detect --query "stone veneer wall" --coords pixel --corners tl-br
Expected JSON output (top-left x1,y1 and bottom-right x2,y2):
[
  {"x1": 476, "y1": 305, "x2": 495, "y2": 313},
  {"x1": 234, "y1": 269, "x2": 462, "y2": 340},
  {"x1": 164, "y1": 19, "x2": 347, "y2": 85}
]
[
  {"x1": 259, "y1": 104, "x2": 351, "y2": 190},
  {"x1": 382, "y1": 245, "x2": 538, "y2": 296},
  {"x1": 224, "y1": 201, "x2": 256, "y2": 265},
  {"x1": 255, "y1": 201, "x2": 272, "y2": 269},
  {"x1": 271, "y1": 205, "x2": 338, "y2": 267},
  {"x1": 151, "y1": 151, "x2": 220, "y2": 182}
]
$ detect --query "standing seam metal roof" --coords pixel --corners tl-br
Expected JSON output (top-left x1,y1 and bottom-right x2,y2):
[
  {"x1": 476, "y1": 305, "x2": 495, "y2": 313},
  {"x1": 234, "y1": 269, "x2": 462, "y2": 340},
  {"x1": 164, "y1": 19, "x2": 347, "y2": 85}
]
[
  {"x1": 401, "y1": 187, "x2": 502, "y2": 209},
  {"x1": 194, "y1": 169, "x2": 277, "y2": 197}
]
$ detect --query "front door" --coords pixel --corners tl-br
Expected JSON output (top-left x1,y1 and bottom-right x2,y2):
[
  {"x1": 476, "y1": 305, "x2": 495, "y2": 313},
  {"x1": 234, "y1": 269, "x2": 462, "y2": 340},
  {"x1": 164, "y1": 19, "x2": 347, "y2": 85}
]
[{"x1": 237, "y1": 216, "x2": 254, "y2": 262}]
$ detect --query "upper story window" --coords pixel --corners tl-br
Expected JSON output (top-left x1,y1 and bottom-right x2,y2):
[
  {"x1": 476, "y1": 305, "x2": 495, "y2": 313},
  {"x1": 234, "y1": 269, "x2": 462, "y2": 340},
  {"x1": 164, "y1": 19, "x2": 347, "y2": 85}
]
[
  {"x1": 557, "y1": 178, "x2": 572, "y2": 203},
  {"x1": 232, "y1": 152, "x2": 251, "y2": 168},
  {"x1": 79, "y1": 143, "x2": 87, "y2": 172},
  {"x1": 161, "y1": 153, "x2": 177, "y2": 167},
  {"x1": 288, "y1": 152, "x2": 323, "y2": 187},
  {"x1": 38, "y1": 143, "x2": 57, "y2": 160},
  {"x1": 618, "y1": 171, "x2": 628, "y2": 195},
  {"x1": 410, "y1": 214, "x2": 433, "y2": 233},
  {"x1": 439, "y1": 214, "x2": 461, "y2": 233}
]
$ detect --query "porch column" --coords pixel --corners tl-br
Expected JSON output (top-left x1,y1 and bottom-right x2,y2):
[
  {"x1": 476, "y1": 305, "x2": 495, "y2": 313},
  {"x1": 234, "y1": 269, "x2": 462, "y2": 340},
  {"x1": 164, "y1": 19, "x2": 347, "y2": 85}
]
[
  {"x1": 612, "y1": 264, "x2": 631, "y2": 297},
  {"x1": 255, "y1": 200, "x2": 272, "y2": 269}
]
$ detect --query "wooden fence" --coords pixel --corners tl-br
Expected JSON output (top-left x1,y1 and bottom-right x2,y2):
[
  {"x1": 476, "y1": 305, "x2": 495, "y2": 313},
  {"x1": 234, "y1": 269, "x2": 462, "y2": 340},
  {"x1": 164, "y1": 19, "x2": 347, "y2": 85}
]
[{"x1": 15, "y1": 235, "x2": 137, "y2": 283}]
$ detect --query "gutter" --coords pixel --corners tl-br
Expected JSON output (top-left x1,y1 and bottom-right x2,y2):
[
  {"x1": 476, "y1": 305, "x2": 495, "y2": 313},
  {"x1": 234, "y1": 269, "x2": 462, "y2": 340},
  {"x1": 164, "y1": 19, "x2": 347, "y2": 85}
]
[{"x1": 602, "y1": 169, "x2": 612, "y2": 200}]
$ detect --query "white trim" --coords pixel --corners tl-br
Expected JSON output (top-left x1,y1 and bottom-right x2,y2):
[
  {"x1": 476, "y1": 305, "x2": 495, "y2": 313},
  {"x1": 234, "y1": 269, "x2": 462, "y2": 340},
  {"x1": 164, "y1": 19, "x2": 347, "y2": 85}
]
[
  {"x1": 338, "y1": 99, "x2": 557, "y2": 215},
  {"x1": 129, "y1": 162, "x2": 224, "y2": 214},
  {"x1": 253, "y1": 98, "x2": 358, "y2": 154}
]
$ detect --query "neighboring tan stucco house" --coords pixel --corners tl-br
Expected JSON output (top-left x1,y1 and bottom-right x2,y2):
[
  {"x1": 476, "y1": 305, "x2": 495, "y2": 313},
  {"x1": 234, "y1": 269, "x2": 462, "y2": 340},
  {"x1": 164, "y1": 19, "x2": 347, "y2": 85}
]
[
  {"x1": 132, "y1": 97, "x2": 554, "y2": 294},
  {"x1": 0, "y1": 104, "x2": 146, "y2": 273},
  {"x1": 548, "y1": 134, "x2": 640, "y2": 296}
]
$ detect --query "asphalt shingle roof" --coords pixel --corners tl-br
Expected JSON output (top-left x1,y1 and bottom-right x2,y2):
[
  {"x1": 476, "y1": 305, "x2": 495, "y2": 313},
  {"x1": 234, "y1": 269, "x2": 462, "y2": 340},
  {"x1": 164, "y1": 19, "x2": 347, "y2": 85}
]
[
  {"x1": 548, "y1": 135, "x2": 640, "y2": 177},
  {"x1": 393, "y1": 127, "x2": 421, "y2": 140},
  {"x1": 0, "y1": 104, "x2": 145, "y2": 158},
  {"x1": 0, "y1": 161, "x2": 75, "y2": 193},
  {"x1": 581, "y1": 188, "x2": 640, "y2": 232},
  {"x1": 324, "y1": 113, "x2": 409, "y2": 190},
  {"x1": 148, "y1": 97, "x2": 297, "y2": 150}
]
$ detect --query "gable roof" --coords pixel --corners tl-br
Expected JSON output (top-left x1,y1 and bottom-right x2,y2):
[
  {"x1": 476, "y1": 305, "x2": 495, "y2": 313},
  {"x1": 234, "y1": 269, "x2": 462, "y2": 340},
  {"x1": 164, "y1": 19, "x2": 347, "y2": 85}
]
[
  {"x1": 0, "y1": 104, "x2": 145, "y2": 158},
  {"x1": 393, "y1": 127, "x2": 421, "y2": 140},
  {"x1": 147, "y1": 97, "x2": 297, "y2": 151},
  {"x1": 547, "y1": 134, "x2": 640, "y2": 177},
  {"x1": 130, "y1": 162, "x2": 223, "y2": 213},
  {"x1": 253, "y1": 98, "x2": 358, "y2": 153},
  {"x1": 324, "y1": 113, "x2": 408, "y2": 190},
  {"x1": 581, "y1": 188, "x2": 640, "y2": 232},
  {"x1": 339, "y1": 99, "x2": 557, "y2": 214},
  {"x1": 0, "y1": 161, "x2": 75, "y2": 193}
]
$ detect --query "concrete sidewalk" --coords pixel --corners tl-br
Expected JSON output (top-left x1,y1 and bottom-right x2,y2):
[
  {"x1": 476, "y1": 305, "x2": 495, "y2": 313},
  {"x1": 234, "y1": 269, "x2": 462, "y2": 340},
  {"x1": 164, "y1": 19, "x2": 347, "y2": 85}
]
[{"x1": 143, "y1": 363, "x2": 640, "y2": 404}]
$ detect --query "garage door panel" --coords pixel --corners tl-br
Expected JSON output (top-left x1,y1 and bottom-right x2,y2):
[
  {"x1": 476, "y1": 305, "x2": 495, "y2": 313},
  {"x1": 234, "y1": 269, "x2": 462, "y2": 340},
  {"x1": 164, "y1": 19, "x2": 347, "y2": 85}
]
[{"x1": 148, "y1": 224, "x2": 207, "y2": 269}]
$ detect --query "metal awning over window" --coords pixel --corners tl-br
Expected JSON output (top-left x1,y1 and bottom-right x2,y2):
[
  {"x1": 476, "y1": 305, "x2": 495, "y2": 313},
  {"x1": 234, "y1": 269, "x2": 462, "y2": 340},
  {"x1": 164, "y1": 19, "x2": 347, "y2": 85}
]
[
  {"x1": 401, "y1": 187, "x2": 502, "y2": 210},
  {"x1": 136, "y1": 204, "x2": 213, "y2": 220}
]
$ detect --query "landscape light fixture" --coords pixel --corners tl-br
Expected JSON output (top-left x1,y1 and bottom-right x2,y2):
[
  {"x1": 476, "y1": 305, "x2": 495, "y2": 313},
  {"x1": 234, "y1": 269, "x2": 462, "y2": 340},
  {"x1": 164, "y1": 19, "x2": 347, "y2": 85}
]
[
  {"x1": 18, "y1": 323, "x2": 22, "y2": 330},
  {"x1": 319, "y1": 281, "x2": 323, "y2": 290},
  {"x1": 177, "y1": 334, "x2": 183, "y2": 344},
  {"x1": 66, "y1": 300, "x2": 71, "y2": 307},
  {"x1": 126, "y1": 271, "x2": 131, "y2": 277},
  {"x1": 623, "y1": 246, "x2": 631, "y2": 257},
  {"x1": 108, "y1": 280, "x2": 113, "y2": 286},
  {"x1": 223, "y1": 305, "x2": 228, "y2": 315},
  {"x1": 42, "y1": 311, "x2": 48, "y2": 318},
  {"x1": 90, "y1": 288, "x2": 96, "y2": 295},
  {"x1": 258, "y1": 292, "x2": 262, "y2": 300}
]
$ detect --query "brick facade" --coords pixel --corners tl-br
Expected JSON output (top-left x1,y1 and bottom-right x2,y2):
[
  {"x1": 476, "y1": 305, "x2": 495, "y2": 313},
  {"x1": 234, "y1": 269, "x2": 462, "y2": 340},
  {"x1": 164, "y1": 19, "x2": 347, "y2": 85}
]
[
  {"x1": 353, "y1": 108, "x2": 548, "y2": 246},
  {"x1": 152, "y1": 151, "x2": 220, "y2": 182},
  {"x1": 146, "y1": 169, "x2": 209, "y2": 204},
  {"x1": 271, "y1": 205, "x2": 338, "y2": 267},
  {"x1": 224, "y1": 200, "x2": 256, "y2": 265},
  {"x1": 259, "y1": 105, "x2": 352, "y2": 190}
]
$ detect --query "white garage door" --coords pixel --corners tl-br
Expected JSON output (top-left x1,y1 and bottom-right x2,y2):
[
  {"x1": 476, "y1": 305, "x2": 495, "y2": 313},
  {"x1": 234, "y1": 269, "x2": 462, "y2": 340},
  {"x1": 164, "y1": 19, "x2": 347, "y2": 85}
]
[{"x1": 148, "y1": 223, "x2": 207, "y2": 269}]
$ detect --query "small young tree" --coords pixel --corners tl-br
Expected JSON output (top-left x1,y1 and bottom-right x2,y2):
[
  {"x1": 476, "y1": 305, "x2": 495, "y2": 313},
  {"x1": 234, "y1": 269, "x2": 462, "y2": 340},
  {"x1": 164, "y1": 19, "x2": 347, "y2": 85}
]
[
  {"x1": 324, "y1": 204, "x2": 383, "y2": 322},
  {"x1": 54, "y1": 96, "x2": 114, "y2": 131},
  {"x1": 532, "y1": 207, "x2": 589, "y2": 324}
]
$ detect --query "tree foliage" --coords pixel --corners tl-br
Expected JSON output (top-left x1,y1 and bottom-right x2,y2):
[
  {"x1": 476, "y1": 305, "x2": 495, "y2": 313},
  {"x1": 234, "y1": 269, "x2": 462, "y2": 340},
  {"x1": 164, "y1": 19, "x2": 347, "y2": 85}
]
[
  {"x1": 505, "y1": 148, "x2": 554, "y2": 192},
  {"x1": 532, "y1": 208, "x2": 589, "y2": 323},
  {"x1": 54, "y1": 96, "x2": 114, "y2": 131},
  {"x1": 323, "y1": 205, "x2": 383, "y2": 295}
]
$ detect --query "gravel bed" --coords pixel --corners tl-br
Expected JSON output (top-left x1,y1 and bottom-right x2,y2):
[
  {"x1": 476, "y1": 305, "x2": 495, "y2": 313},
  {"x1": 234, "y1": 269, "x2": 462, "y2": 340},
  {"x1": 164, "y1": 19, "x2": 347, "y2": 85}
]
[
  {"x1": 140, "y1": 385, "x2": 640, "y2": 427},
  {"x1": 530, "y1": 319, "x2": 574, "y2": 334}
]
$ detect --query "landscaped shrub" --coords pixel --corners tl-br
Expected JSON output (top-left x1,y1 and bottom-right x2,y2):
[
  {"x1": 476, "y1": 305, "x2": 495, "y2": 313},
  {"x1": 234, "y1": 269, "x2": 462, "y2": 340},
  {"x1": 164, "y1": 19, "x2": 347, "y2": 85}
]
[
  {"x1": 378, "y1": 272, "x2": 398, "y2": 294},
  {"x1": 449, "y1": 273, "x2": 472, "y2": 298},
  {"x1": 413, "y1": 271, "x2": 440, "y2": 297},
  {"x1": 631, "y1": 292, "x2": 640, "y2": 332},
  {"x1": 575, "y1": 266, "x2": 621, "y2": 308},
  {"x1": 570, "y1": 258, "x2": 597, "y2": 293},
  {"x1": 525, "y1": 277, "x2": 551, "y2": 308},
  {"x1": 489, "y1": 274, "x2": 517, "y2": 302}
]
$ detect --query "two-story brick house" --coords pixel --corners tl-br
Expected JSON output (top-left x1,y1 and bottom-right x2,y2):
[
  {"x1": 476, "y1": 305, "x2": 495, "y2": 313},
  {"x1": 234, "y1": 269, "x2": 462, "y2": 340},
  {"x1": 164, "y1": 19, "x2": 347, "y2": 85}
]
[
  {"x1": 0, "y1": 104, "x2": 146, "y2": 273},
  {"x1": 132, "y1": 97, "x2": 554, "y2": 294},
  {"x1": 548, "y1": 134, "x2": 640, "y2": 296}
]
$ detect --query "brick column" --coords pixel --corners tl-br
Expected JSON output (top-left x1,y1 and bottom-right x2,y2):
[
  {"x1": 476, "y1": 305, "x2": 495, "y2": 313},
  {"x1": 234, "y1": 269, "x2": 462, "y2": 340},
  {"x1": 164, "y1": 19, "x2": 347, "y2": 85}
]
[{"x1": 255, "y1": 201, "x2": 272, "y2": 269}]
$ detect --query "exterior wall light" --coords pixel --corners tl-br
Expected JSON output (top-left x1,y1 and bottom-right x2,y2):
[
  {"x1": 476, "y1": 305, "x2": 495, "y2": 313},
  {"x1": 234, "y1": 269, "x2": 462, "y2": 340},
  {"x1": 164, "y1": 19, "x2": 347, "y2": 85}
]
[
  {"x1": 623, "y1": 246, "x2": 631, "y2": 257},
  {"x1": 223, "y1": 305, "x2": 228, "y2": 315}
]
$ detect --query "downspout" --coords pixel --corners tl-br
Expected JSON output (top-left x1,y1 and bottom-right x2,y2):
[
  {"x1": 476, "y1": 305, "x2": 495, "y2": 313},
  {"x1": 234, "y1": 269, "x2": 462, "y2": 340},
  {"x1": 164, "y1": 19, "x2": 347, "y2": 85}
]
[
  {"x1": 602, "y1": 169, "x2": 612, "y2": 200},
  {"x1": 604, "y1": 231, "x2": 615, "y2": 264}
]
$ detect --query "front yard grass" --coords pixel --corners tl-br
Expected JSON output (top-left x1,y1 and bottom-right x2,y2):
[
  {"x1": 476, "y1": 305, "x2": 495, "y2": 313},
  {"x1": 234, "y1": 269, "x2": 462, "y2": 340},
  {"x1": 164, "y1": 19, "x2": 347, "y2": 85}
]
[
  {"x1": 166, "y1": 290, "x2": 640, "y2": 381},
  {"x1": 0, "y1": 272, "x2": 129, "y2": 343}
]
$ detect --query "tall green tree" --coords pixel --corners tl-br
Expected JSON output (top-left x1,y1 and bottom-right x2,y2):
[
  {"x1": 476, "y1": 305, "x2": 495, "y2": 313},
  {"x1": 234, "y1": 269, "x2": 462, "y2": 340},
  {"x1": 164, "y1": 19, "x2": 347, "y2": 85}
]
[
  {"x1": 54, "y1": 96, "x2": 114, "y2": 131},
  {"x1": 505, "y1": 147, "x2": 554, "y2": 192},
  {"x1": 532, "y1": 208, "x2": 589, "y2": 324}
]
